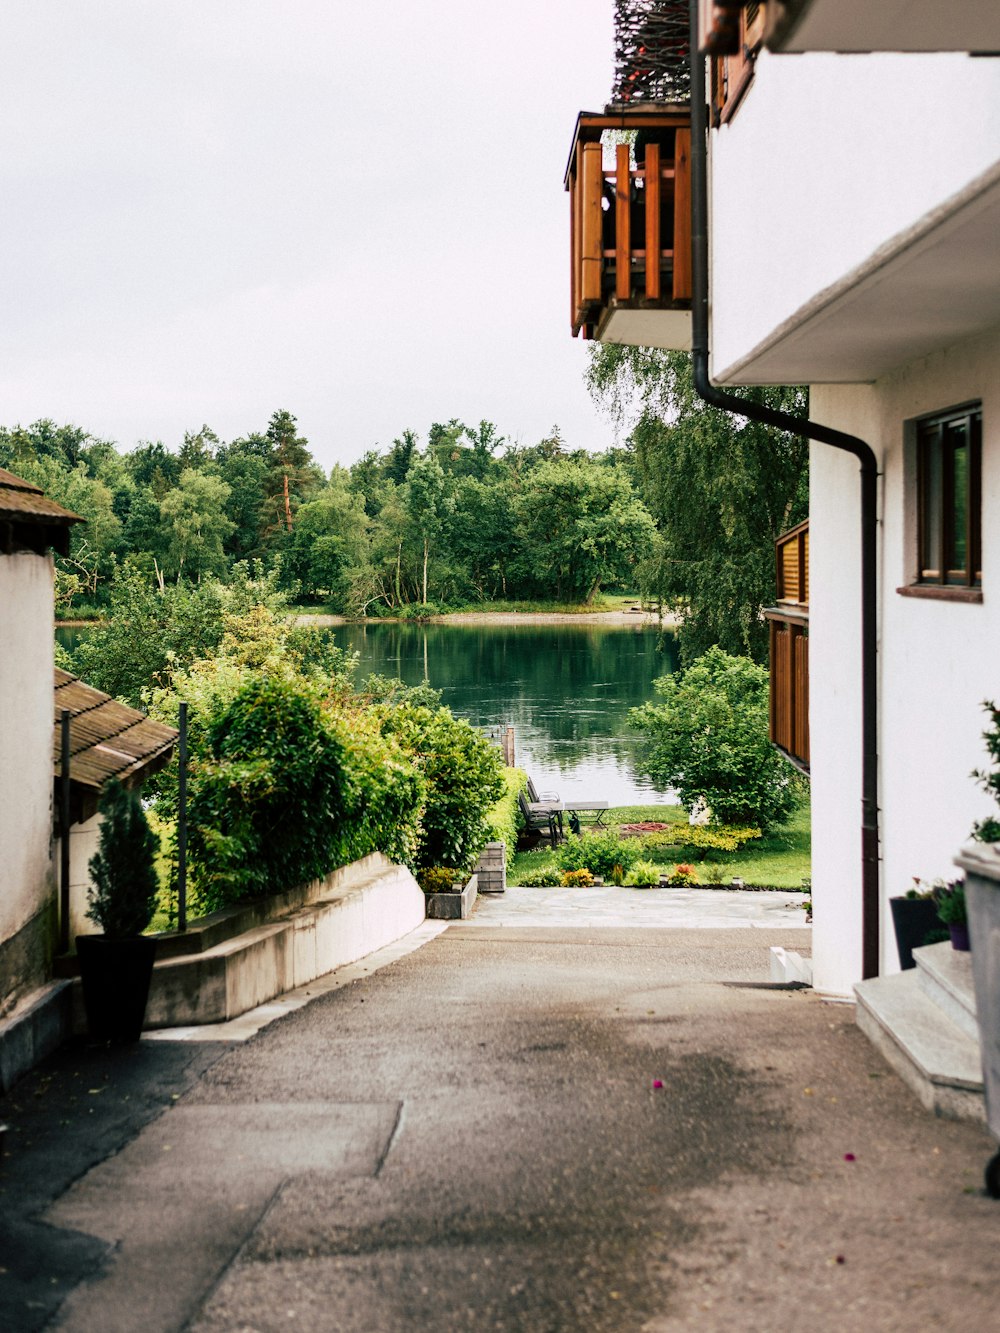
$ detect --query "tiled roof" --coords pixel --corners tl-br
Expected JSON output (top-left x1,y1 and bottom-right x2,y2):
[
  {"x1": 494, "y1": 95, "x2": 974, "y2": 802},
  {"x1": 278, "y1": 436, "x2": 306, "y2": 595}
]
[
  {"x1": 0, "y1": 468, "x2": 84, "y2": 526},
  {"x1": 53, "y1": 668, "x2": 178, "y2": 790}
]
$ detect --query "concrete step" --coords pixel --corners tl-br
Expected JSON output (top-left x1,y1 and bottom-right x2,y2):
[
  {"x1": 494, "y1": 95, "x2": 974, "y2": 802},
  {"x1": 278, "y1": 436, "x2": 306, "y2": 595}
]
[
  {"x1": 855, "y1": 969, "x2": 984, "y2": 1122},
  {"x1": 914, "y1": 941, "x2": 978, "y2": 1041},
  {"x1": 0, "y1": 981, "x2": 73, "y2": 1094},
  {"x1": 69, "y1": 854, "x2": 426, "y2": 1032}
]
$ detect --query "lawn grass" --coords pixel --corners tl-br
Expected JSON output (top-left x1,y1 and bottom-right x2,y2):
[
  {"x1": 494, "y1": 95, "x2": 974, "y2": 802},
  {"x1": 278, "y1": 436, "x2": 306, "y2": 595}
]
[{"x1": 511, "y1": 798, "x2": 811, "y2": 890}]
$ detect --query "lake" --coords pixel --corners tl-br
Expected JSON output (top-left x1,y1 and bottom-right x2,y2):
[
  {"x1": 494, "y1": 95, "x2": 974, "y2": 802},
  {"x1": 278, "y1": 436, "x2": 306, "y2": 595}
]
[
  {"x1": 56, "y1": 618, "x2": 679, "y2": 806},
  {"x1": 328, "y1": 620, "x2": 678, "y2": 806}
]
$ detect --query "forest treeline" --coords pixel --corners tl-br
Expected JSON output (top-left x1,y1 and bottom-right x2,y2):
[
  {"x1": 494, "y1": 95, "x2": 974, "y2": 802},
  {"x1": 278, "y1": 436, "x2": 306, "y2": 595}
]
[
  {"x1": 5, "y1": 352, "x2": 809, "y2": 662},
  {"x1": 1, "y1": 411, "x2": 655, "y2": 616}
]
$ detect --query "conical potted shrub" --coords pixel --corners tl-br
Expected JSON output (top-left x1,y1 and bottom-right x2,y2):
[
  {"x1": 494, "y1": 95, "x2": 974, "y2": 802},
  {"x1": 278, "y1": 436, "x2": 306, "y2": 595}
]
[{"x1": 76, "y1": 779, "x2": 160, "y2": 1042}]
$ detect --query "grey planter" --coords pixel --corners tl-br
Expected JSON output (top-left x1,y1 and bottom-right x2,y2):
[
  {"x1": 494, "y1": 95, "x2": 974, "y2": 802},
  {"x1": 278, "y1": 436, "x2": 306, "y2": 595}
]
[
  {"x1": 424, "y1": 874, "x2": 478, "y2": 920},
  {"x1": 954, "y1": 842, "x2": 1000, "y2": 1195}
]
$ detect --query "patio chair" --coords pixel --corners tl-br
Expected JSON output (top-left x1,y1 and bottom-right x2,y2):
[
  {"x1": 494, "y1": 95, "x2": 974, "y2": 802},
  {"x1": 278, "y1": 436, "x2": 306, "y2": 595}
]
[
  {"x1": 517, "y1": 791, "x2": 560, "y2": 848},
  {"x1": 527, "y1": 776, "x2": 560, "y2": 804}
]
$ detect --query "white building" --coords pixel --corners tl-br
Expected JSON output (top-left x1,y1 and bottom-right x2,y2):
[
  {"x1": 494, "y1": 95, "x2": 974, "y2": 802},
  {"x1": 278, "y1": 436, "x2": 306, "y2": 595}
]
[
  {"x1": 706, "y1": 13, "x2": 1000, "y2": 998},
  {"x1": 0, "y1": 468, "x2": 176, "y2": 1090},
  {"x1": 0, "y1": 468, "x2": 81, "y2": 1081},
  {"x1": 568, "y1": 3, "x2": 1000, "y2": 1110}
]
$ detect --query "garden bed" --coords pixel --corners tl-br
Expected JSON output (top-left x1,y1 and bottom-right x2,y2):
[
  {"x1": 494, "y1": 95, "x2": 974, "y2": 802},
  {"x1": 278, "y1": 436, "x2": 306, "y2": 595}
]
[{"x1": 511, "y1": 802, "x2": 811, "y2": 891}]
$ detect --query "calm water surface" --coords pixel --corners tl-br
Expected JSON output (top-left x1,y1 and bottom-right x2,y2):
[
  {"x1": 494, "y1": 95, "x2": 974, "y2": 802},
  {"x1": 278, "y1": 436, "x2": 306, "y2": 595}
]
[
  {"x1": 57, "y1": 620, "x2": 679, "y2": 806},
  {"x1": 331, "y1": 621, "x2": 678, "y2": 806}
]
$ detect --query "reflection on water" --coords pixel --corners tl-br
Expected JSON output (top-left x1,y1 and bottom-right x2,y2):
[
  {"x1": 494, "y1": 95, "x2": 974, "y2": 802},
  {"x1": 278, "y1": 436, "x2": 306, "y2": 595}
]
[
  {"x1": 55, "y1": 619, "x2": 680, "y2": 806},
  {"x1": 332, "y1": 621, "x2": 678, "y2": 806}
]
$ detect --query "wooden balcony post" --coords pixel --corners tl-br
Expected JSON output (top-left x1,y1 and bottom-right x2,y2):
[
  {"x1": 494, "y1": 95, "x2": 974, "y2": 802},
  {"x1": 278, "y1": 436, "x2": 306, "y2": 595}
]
[
  {"x1": 672, "y1": 128, "x2": 692, "y2": 301},
  {"x1": 571, "y1": 148, "x2": 581, "y2": 329},
  {"x1": 615, "y1": 142, "x2": 631, "y2": 302},
  {"x1": 644, "y1": 142, "x2": 661, "y2": 300},
  {"x1": 580, "y1": 142, "x2": 603, "y2": 304}
]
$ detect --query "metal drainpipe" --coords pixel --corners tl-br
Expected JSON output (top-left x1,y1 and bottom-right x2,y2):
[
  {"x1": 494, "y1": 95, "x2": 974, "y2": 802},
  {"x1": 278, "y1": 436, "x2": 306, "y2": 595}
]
[{"x1": 686, "y1": 0, "x2": 880, "y2": 979}]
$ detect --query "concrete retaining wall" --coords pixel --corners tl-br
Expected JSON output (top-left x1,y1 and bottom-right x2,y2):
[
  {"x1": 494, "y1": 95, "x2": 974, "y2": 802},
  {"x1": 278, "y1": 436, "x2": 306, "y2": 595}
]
[{"x1": 140, "y1": 854, "x2": 425, "y2": 1029}]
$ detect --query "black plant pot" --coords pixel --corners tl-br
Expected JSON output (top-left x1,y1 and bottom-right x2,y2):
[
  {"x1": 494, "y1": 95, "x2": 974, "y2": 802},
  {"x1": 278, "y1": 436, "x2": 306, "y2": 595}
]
[
  {"x1": 889, "y1": 897, "x2": 944, "y2": 970},
  {"x1": 76, "y1": 935, "x2": 157, "y2": 1042}
]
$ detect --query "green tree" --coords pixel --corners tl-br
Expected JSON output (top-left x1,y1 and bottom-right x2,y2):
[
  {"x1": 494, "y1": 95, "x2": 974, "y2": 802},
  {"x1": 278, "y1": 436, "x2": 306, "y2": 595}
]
[
  {"x1": 160, "y1": 470, "x2": 234, "y2": 580},
  {"x1": 283, "y1": 472, "x2": 371, "y2": 603},
  {"x1": 449, "y1": 477, "x2": 520, "y2": 599},
  {"x1": 403, "y1": 452, "x2": 453, "y2": 605},
  {"x1": 512, "y1": 457, "x2": 655, "y2": 602},
  {"x1": 73, "y1": 562, "x2": 287, "y2": 705},
  {"x1": 587, "y1": 346, "x2": 808, "y2": 662},
  {"x1": 384, "y1": 429, "x2": 419, "y2": 486},
  {"x1": 178, "y1": 424, "x2": 219, "y2": 471},
  {"x1": 124, "y1": 441, "x2": 182, "y2": 498},
  {"x1": 260, "y1": 410, "x2": 322, "y2": 542},
  {"x1": 629, "y1": 646, "x2": 798, "y2": 831},
  {"x1": 217, "y1": 447, "x2": 270, "y2": 562},
  {"x1": 12, "y1": 454, "x2": 122, "y2": 601}
]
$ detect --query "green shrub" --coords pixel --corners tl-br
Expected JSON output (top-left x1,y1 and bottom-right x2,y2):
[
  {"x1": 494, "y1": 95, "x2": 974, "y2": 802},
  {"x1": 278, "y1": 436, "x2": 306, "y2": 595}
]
[
  {"x1": 932, "y1": 877, "x2": 966, "y2": 926},
  {"x1": 376, "y1": 703, "x2": 506, "y2": 872},
  {"x1": 562, "y1": 868, "x2": 595, "y2": 888},
  {"x1": 188, "y1": 675, "x2": 424, "y2": 910},
  {"x1": 484, "y1": 767, "x2": 526, "y2": 871},
  {"x1": 624, "y1": 860, "x2": 661, "y2": 887},
  {"x1": 629, "y1": 646, "x2": 799, "y2": 832},
  {"x1": 517, "y1": 866, "x2": 563, "y2": 887},
  {"x1": 638, "y1": 824, "x2": 762, "y2": 859},
  {"x1": 556, "y1": 830, "x2": 640, "y2": 878},
  {"x1": 418, "y1": 867, "x2": 466, "y2": 894},
  {"x1": 87, "y1": 780, "x2": 160, "y2": 938}
]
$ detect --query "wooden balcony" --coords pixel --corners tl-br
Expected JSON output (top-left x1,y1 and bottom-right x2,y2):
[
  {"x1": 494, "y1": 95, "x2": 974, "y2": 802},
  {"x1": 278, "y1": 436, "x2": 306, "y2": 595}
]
[
  {"x1": 565, "y1": 106, "x2": 692, "y2": 349},
  {"x1": 765, "y1": 520, "x2": 809, "y2": 771}
]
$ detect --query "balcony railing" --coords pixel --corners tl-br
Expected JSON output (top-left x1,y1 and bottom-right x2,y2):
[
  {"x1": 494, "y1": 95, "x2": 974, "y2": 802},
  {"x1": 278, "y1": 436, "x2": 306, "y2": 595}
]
[
  {"x1": 765, "y1": 520, "x2": 809, "y2": 770},
  {"x1": 565, "y1": 106, "x2": 692, "y2": 348}
]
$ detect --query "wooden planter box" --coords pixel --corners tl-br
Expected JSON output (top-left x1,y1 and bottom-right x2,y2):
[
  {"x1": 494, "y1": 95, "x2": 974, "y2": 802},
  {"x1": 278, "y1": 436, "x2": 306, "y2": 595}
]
[{"x1": 424, "y1": 873, "x2": 478, "y2": 920}]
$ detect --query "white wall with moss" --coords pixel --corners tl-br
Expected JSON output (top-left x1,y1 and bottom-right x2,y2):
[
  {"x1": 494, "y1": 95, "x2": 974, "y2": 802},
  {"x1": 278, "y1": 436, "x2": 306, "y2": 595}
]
[{"x1": 0, "y1": 552, "x2": 56, "y2": 1009}]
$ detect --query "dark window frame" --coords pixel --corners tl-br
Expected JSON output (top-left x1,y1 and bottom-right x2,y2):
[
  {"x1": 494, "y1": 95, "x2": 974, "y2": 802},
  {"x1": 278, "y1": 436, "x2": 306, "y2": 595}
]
[{"x1": 914, "y1": 403, "x2": 982, "y2": 593}]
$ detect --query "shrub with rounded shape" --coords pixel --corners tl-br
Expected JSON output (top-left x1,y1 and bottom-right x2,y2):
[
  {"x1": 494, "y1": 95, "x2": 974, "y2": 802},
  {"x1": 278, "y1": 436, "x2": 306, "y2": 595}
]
[
  {"x1": 555, "y1": 830, "x2": 641, "y2": 879},
  {"x1": 667, "y1": 863, "x2": 700, "y2": 887},
  {"x1": 418, "y1": 867, "x2": 466, "y2": 894},
  {"x1": 517, "y1": 866, "x2": 563, "y2": 887},
  {"x1": 629, "y1": 646, "x2": 798, "y2": 832},
  {"x1": 562, "y1": 868, "x2": 595, "y2": 888},
  {"x1": 375, "y1": 704, "x2": 506, "y2": 873},
  {"x1": 188, "y1": 675, "x2": 424, "y2": 910},
  {"x1": 624, "y1": 860, "x2": 660, "y2": 887}
]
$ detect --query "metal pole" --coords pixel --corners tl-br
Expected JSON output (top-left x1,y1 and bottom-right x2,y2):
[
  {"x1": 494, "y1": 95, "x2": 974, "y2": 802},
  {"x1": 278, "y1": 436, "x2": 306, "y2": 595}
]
[
  {"x1": 177, "y1": 702, "x2": 188, "y2": 933},
  {"x1": 59, "y1": 709, "x2": 71, "y2": 954}
]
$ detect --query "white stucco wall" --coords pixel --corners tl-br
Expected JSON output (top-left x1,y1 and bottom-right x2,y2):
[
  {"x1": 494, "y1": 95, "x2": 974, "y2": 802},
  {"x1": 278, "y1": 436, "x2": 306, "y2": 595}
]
[
  {"x1": 54, "y1": 814, "x2": 102, "y2": 944},
  {"x1": 0, "y1": 554, "x2": 55, "y2": 973},
  {"x1": 710, "y1": 50, "x2": 1000, "y2": 377},
  {"x1": 809, "y1": 324, "x2": 1000, "y2": 995}
]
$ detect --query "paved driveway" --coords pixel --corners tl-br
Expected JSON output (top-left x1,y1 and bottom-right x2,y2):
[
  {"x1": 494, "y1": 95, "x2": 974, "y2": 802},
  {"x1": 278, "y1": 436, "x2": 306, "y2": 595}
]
[{"x1": 468, "y1": 883, "x2": 809, "y2": 930}]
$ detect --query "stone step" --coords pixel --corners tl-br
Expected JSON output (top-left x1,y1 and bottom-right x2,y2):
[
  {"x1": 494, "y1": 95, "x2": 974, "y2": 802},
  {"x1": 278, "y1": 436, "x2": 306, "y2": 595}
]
[
  {"x1": 855, "y1": 969, "x2": 984, "y2": 1122},
  {"x1": 914, "y1": 941, "x2": 978, "y2": 1041}
]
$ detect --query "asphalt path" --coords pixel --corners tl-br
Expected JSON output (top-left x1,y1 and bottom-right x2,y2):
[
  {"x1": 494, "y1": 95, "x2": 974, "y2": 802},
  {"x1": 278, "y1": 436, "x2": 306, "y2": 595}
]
[{"x1": 2, "y1": 923, "x2": 998, "y2": 1331}]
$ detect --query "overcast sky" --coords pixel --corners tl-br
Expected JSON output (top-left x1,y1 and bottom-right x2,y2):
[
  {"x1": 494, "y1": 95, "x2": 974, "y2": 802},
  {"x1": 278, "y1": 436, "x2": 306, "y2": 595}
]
[{"x1": 0, "y1": 2, "x2": 616, "y2": 471}]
